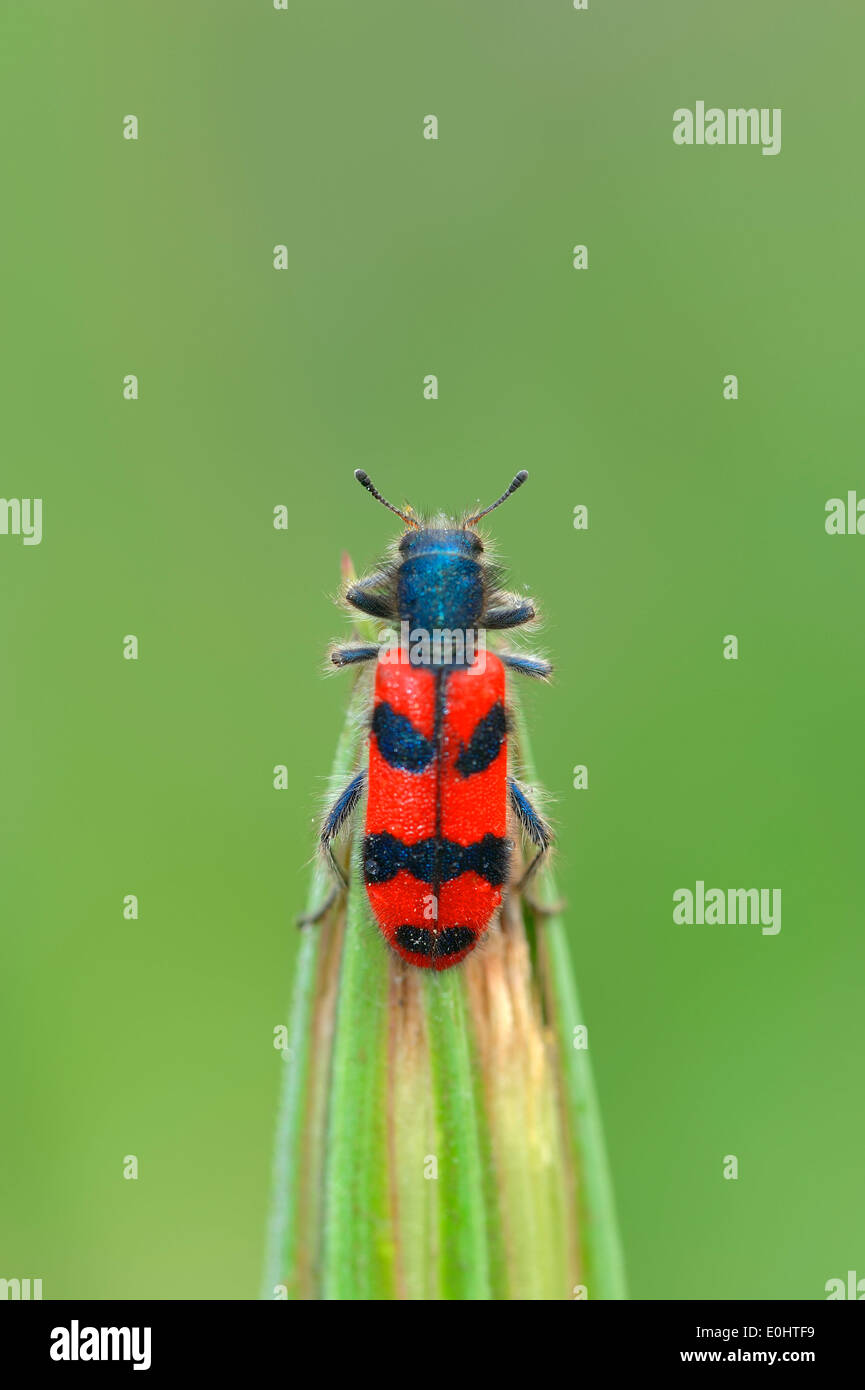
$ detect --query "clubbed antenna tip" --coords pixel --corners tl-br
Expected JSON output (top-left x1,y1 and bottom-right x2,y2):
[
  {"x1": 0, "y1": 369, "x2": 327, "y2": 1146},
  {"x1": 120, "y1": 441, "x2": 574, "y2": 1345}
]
[
  {"x1": 354, "y1": 470, "x2": 418, "y2": 528},
  {"x1": 465, "y1": 470, "x2": 530, "y2": 526}
]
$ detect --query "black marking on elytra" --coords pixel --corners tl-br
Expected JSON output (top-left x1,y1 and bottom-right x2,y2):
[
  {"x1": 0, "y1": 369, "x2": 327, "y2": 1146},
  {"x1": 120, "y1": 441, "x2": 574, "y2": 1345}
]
[
  {"x1": 394, "y1": 926, "x2": 434, "y2": 957},
  {"x1": 437, "y1": 926, "x2": 476, "y2": 957},
  {"x1": 371, "y1": 702, "x2": 435, "y2": 772},
  {"x1": 363, "y1": 832, "x2": 510, "y2": 887},
  {"x1": 394, "y1": 925, "x2": 477, "y2": 959},
  {"x1": 454, "y1": 701, "x2": 506, "y2": 777}
]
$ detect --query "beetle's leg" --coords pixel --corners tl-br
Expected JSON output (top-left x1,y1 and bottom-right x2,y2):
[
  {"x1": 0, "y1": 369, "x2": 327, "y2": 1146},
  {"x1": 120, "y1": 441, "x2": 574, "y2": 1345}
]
[
  {"x1": 507, "y1": 776, "x2": 565, "y2": 916},
  {"x1": 330, "y1": 644, "x2": 380, "y2": 669},
  {"x1": 484, "y1": 596, "x2": 536, "y2": 630},
  {"x1": 507, "y1": 776, "x2": 552, "y2": 891},
  {"x1": 499, "y1": 651, "x2": 552, "y2": 680},
  {"x1": 320, "y1": 769, "x2": 366, "y2": 886},
  {"x1": 345, "y1": 573, "x2": 396, "y2": 621},
  {"x1": 297, "y1": 769, "x2": 366, "y2": 926},
  {"x1": 297, "y1": 883, "x2": 340, "y2": 928}
]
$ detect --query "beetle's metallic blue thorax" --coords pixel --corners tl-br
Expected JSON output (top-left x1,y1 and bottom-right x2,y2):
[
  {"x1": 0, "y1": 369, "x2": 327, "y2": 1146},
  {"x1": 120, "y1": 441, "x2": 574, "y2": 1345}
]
[{"x1": 396, "y1": 528, "x2": 484, "y2": 635}]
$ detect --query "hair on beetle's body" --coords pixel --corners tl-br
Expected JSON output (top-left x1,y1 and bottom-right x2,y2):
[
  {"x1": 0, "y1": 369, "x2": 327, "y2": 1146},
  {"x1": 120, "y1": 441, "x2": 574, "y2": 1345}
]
[{"x1": 308, "y1": 469, "x2": 553, "y2": 971}]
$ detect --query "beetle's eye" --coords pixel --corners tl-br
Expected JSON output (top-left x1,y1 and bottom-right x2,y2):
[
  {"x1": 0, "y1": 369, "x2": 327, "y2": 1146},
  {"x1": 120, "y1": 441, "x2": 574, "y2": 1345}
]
[{"x1": 468, "y1": 533, "x2": 483, "y2": 553}]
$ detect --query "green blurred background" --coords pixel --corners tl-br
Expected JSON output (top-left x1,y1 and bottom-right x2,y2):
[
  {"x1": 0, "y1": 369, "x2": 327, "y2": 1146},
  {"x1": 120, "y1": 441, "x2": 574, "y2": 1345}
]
[{"x1": 2, "y1": 0, "x2": 863, "y2": 1300}]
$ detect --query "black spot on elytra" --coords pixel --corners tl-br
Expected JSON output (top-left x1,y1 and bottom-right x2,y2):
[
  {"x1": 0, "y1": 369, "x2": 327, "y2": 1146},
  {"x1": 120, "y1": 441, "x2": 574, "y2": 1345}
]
[
  {"x1": 363, "y1": 833, "x2": 510, "y2": 887},
  {"x1": 454, "y1": 701, "x2": 506, "y2": 777},
  {"x1": 371, "y1": 703, "x2": 434, "y2": 772},
  {"x1": 394, "y1": 926, "x2": 434, "y2": 957},
  {"x1": 436, "y1": 927, "x2": 476, "y2": 957},
  {"x1": 393, "y1": 925, "x2": 477, "y2": 960}
]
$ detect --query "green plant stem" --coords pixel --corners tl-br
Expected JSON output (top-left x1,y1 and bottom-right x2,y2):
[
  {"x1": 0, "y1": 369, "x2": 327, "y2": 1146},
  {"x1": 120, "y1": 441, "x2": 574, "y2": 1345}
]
[
  {"x1": 261, "y1": 676, "x2": 367, "y2": 1299},
  {"x1": 424, "y1": 971, "x2": 492, "y2": 1300},
  {"x1": 321, "y1": 840, "x2": 395, "y2": 1299}
]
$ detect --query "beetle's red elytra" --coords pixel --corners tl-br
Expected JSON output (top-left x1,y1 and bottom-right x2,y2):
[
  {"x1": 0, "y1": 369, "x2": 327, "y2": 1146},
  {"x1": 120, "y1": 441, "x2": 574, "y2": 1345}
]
[{"x1": 364, "y1": 651, "x2": 509, "y2": 969}]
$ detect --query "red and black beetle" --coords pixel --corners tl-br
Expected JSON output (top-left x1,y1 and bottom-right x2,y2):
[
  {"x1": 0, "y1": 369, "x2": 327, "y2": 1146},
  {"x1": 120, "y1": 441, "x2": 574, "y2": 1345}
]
[{"x1": 313, "y1": 469, "x2": 552, "y2": 970}]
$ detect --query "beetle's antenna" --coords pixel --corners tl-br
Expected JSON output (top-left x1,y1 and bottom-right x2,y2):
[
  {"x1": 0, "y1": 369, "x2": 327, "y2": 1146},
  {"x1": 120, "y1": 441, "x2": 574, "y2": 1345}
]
[
  {"x1": 465, "y1": 470, "x2": 529, "y2": 526},
  {"x1": 354, "y1": 469, "x2": 419, "y2": 528}
]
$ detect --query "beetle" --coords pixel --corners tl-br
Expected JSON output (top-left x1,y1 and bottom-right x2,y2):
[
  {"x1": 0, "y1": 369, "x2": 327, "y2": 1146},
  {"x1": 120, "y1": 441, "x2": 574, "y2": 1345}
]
[{"x1": 309, "y1": 468, "x2": 553, "y2": 970}]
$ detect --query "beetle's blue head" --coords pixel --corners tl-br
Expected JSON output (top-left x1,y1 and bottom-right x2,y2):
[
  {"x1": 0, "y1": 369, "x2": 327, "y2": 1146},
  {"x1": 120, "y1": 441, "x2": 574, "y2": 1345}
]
[{"x1": 353, "y1": 468, "x2": 529, "y2": 637}]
